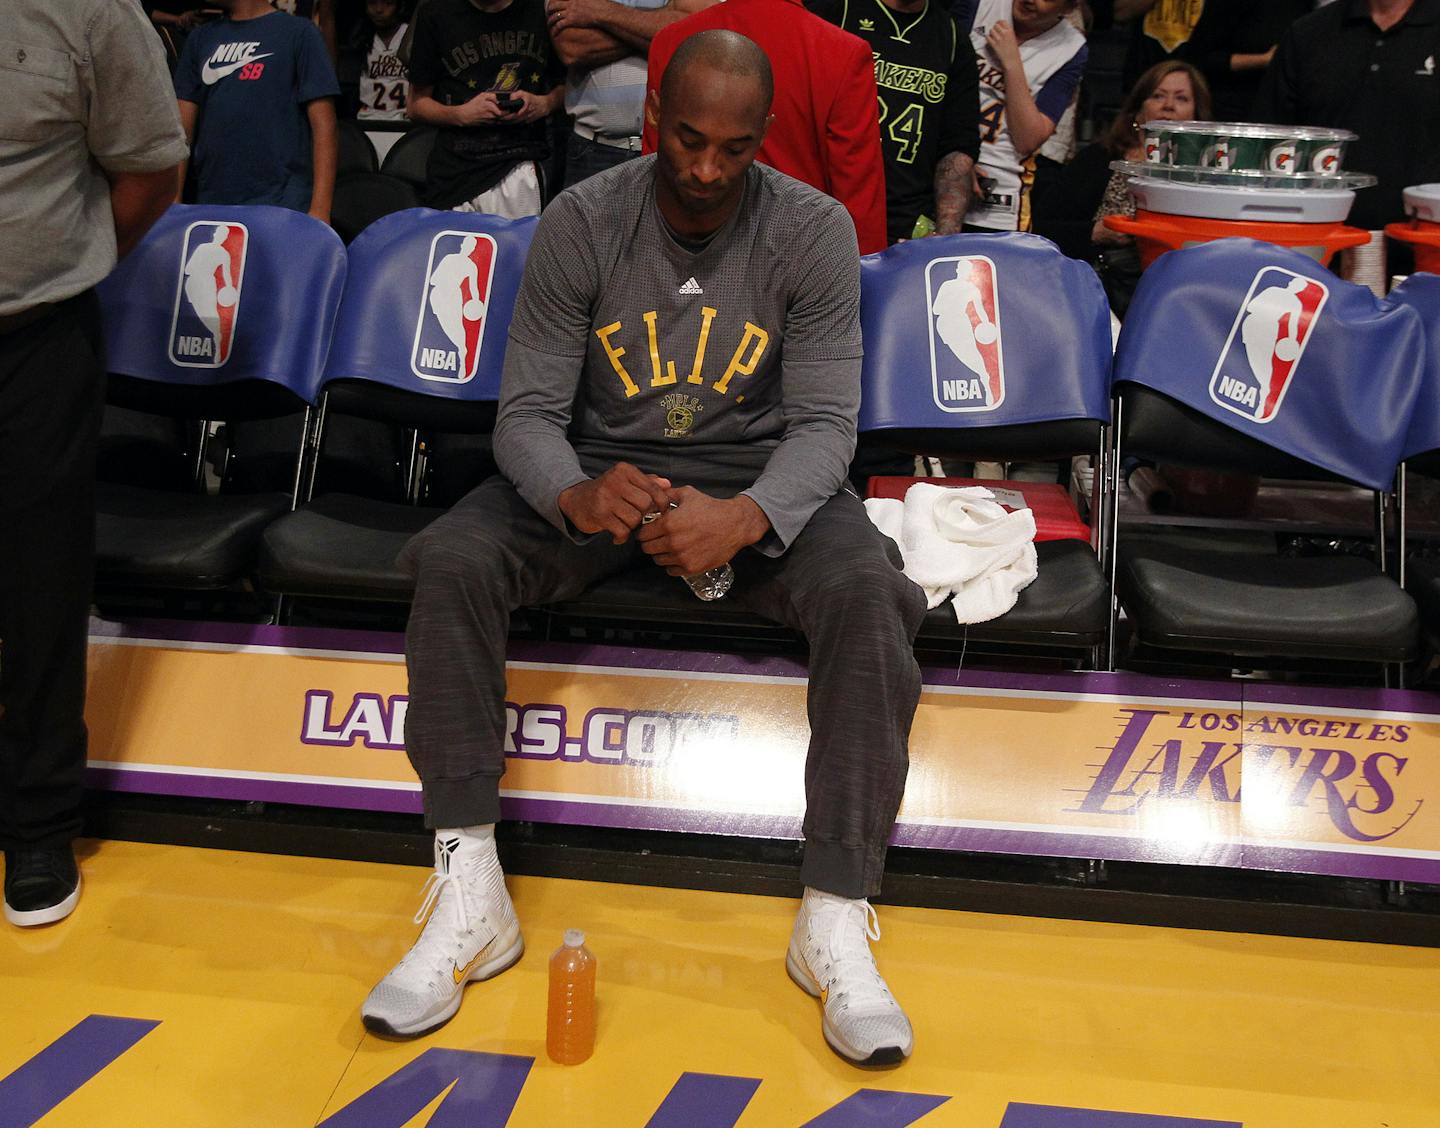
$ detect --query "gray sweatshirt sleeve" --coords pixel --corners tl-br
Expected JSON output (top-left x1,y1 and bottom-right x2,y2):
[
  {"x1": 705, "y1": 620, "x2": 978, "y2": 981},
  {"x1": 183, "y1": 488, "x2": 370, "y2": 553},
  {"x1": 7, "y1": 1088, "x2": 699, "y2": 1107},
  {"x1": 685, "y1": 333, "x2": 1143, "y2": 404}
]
[
  {"x1": 740, "y1": 201, "x2": 863, "y2": 556},
  {"x1": 492, "y1": 194, "x2": 597, "y2": 537}
]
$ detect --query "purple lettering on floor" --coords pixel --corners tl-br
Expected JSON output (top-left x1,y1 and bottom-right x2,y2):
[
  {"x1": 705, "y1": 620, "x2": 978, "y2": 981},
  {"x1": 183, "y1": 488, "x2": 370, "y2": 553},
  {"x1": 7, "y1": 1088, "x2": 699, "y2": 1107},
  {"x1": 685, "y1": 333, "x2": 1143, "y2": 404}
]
[
  {"x1": 317, "y1": 1048, "x2": 532, "y2": 1128},
  {"x1": 0, "y1": 1014, "x2": 159, "y2": 1128},
  {"x1": 644, "y1": 1071, "x2": 762, "y2": 1128}
]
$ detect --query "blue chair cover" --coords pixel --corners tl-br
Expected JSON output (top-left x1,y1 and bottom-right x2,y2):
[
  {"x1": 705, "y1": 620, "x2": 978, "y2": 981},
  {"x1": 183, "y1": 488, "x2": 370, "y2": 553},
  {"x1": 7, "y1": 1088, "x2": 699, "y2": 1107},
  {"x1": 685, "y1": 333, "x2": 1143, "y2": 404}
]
[
  {"x1": 98, "y1": 204, "x2": 346, "y2": 403},
  {"x1": 857, "y1": 232, "x2": 1112, "y2": 432},
  {"x1": 1387, "y1": 273, "x2": 1440, "y2": 460},
  {"x1": 1114, "y1": 239, "x2": 1425, "y2": 490},
  {"x1": 324, "y1": 208, "x2": 538, "y2": 401}
]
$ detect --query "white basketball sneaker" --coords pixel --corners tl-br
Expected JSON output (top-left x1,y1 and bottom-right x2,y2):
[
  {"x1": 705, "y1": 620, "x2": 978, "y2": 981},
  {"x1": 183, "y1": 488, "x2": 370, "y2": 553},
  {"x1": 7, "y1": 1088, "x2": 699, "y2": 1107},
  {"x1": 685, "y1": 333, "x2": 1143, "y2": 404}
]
[
  {"x1": 361, "y1": 832, "x2": 524, "y2": 1038},
  {"x1": 786, "y1": 887, "x2": 914, "y2": 1067}
]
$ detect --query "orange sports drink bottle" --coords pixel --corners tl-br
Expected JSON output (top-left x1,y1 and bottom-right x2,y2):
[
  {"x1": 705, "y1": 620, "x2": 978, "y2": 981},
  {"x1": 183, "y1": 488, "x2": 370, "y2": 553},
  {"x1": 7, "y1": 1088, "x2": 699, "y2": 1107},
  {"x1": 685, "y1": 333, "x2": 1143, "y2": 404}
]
[{"x1": 546, "y1": 930, "x2": 596, "y2": 1064}]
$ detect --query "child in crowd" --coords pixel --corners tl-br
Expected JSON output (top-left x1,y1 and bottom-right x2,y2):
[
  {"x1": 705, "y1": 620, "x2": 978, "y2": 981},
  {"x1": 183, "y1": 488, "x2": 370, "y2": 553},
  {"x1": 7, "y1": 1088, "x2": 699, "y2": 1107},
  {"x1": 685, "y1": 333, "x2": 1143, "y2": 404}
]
[
  {"x1": 358, "y1": 0, "x2": 410, "y2": 121},
  {"x1": 174, "y1": 0, "x2": 340, "y2": 222}
]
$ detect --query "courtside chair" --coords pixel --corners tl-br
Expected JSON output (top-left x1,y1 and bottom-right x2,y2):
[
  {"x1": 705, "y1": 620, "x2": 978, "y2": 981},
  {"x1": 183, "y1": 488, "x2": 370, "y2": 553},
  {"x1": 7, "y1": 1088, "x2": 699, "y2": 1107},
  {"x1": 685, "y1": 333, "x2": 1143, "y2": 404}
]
[
  {"x1": 257, "y1": 208, "x2": 537, "y2": 611},
  {"x1": 1108, "y1": 239, "x2": 1425, "y2": 678},
  {"x1": 378, "y1": 126, "x2": 436, "y2": 191},
  {"x1": 330, "y1": 172, "x2": 420, "y2": 244},
  {"x1": 1387, "y1": 273, "x2": 1440, "y2": 651},
  {"x1": 94, "y1": 204, "x2": 346, "y2": 597},
  {"x1": 855, "y1": 232, "x2": 1115, "y2": 667},
  {"x1": 337, "y1": 118, "x2": 380, "y2": 177}
]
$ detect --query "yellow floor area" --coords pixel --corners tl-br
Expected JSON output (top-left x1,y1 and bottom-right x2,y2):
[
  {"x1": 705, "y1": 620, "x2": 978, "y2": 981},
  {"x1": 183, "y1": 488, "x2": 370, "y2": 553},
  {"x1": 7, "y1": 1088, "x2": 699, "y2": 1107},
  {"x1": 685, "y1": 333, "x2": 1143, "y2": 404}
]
[{"x1": 1, "y1": 840, "x2": 1438, "y2": 1127}]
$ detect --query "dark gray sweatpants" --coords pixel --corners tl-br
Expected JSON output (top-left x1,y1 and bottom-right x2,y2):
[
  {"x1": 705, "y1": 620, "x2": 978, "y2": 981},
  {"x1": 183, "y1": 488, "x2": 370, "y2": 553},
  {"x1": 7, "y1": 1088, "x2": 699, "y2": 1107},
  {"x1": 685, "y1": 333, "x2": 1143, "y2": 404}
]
[{"x1": 398, "y1": 449, "x2": 927, "y2": 898}]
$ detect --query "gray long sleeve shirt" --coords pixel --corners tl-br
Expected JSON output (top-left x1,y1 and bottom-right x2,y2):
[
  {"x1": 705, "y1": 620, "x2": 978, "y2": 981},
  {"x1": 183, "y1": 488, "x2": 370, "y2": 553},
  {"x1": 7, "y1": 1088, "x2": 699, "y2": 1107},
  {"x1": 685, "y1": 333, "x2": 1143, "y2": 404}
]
[{"x1": 493, "y1": 156, "x2": 863, "y2": 555}]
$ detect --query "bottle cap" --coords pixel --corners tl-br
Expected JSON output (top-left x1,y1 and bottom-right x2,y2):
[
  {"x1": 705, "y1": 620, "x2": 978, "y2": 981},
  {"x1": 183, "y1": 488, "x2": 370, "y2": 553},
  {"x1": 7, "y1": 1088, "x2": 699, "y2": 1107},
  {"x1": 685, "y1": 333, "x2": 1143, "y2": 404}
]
[{"x1": 563, "y1": 929, "x2": 585, "y2": 948}]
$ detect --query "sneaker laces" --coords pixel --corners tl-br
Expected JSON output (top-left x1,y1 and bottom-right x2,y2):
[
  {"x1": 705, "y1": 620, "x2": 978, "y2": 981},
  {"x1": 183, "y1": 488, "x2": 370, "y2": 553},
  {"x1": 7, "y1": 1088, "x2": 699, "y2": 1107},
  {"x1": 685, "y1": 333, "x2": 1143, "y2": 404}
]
[
  {"x1": 413, "y1": 837, "x2": 469, "y2": 932},
  {"x1": 392, "y1": 838, "x2": 478, "y2": 990},
  {"x1": 816, "y1": 901, "x2": 896, "y2": 1014}
]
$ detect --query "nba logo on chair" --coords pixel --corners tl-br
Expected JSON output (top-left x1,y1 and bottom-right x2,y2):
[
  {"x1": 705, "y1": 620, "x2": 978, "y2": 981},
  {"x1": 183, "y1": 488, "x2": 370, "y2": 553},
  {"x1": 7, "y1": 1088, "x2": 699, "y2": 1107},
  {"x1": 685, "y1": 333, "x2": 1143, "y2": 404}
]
[
  {"x1": 924, "y1": 255, "x2": 1005, "y2": 413},
  {"x1": 410, "y1": 230, "x2": 498, "y2": 384},
  {"x1": 168, "y1": 221, "x2": 248, "y2": 368},
  {"x1": 1208, "y1": 266, "x2": 1328, "y2": 424}
]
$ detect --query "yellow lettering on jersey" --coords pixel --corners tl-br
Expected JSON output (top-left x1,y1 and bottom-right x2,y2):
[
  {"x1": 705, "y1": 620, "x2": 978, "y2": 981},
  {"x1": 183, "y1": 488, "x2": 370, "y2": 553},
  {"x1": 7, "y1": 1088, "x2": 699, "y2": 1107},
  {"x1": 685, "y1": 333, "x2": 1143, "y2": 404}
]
[
  {"x1": 686, "y1": 306, "x2": 718, "y2": 385},
  {"x1": 642, "y1": 311, "x2": 678, "y2": 387},
  {"x1": 595, "y1": 321, "x2": 640, "y2": 398},
  {"x1": 712, "y1": 323, "x2": 769, "y2": 395}
]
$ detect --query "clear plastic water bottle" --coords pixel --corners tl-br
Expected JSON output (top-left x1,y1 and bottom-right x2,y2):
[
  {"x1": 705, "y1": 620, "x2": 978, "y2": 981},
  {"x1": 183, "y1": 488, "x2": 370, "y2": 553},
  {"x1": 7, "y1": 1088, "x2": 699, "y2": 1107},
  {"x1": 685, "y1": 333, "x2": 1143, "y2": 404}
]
[
  {"x1": 641, "y1": 503, "x2": 735, "y2": 601},
  {"x1": 546, "y1": 929, "x2": 596, "y2": 1065}
]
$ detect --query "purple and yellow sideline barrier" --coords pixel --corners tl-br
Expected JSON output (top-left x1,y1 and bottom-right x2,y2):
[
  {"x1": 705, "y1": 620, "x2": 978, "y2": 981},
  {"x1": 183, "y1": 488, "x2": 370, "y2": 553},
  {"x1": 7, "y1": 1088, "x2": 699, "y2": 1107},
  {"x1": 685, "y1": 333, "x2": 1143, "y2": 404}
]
[{"x1": 83, "y1": 619, "x2": 1439, "y2": 883}]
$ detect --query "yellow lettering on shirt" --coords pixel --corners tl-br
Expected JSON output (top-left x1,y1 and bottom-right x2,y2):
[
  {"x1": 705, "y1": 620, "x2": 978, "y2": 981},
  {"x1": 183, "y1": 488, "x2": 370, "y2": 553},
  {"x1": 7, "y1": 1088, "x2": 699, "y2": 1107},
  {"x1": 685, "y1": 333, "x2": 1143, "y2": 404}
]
[
  {"x1": 713, "y1": 323, "x2": 769, "y2": 395},
  {"x1": 686, "y1": 306, "x2": 718, "y2": 385},
  {"x1": 595, "y1": 321, "x2": 639, "y2": 398},
  {"x1": 643, "y1": 311, "x2": 678, "y2": 387}
]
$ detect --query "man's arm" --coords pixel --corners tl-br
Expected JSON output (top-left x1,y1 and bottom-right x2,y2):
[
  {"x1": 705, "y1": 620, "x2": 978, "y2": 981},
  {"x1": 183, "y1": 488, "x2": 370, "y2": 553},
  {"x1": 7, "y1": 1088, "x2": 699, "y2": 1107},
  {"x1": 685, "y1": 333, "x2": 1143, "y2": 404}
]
[
  {"x1": 549, "y1": 0, "x2": 714, "y2": 69},
  {"x1": 934, "y1": 152, "x2": 975, "y2": 235},
  {"x1": 110, "y1": 167, "x2": 181, "y2": 259},
  {"x1": 306, "y1": 99, "x2": 337, "y2": 223},
  {"x1": 934, "y1": 21, "x2": 981, "y2": 234},
  {"x1": 739, "y1": 200, "x2": 864, "y2": 555},
  {"x1": 175, "y1": 100, "x2": 198, "y2": 201},
  {"x1": 84, "y1": 0, "x2": 190, "y2": 241},
  {"x1": 824, "y1": 41, "x2": 889, "y2": 255},
  {"x1": 548, "y1": 0, "x2": 709, "y2": 54}
]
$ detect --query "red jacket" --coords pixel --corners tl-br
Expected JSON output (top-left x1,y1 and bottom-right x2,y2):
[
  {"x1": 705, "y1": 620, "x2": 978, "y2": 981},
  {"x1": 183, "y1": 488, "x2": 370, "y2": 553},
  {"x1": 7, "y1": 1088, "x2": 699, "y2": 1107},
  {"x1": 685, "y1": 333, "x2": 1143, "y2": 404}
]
[{"x1": 642, "y1": 0, "x2": 887, "y2": 255}]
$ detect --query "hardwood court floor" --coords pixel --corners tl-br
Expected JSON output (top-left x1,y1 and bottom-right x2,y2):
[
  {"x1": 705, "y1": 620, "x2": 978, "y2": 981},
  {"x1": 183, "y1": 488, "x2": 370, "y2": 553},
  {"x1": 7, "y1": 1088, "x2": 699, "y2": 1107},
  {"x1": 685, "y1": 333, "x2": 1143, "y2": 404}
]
[{"x1": 1, "y1": 840, "x2": 1437, "y2": 1127}]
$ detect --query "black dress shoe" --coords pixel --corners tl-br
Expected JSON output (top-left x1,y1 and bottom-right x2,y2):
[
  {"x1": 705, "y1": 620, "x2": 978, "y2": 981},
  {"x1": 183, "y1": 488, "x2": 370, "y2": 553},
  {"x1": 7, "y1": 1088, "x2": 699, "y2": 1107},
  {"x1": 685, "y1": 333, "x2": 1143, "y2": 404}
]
[{"x1": 4, "y1": 845, "x2": 81, "y2": 927}]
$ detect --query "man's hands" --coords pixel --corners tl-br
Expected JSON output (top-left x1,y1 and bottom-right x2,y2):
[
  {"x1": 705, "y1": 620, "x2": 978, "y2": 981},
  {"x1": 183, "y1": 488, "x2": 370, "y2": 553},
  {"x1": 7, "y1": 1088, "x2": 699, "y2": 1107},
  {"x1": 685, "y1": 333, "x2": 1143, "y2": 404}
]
[
  {"x1": 559, "y1": 462, "x2": 672, "y2": 544},
  {"x1": 558, "y1": 467, "x2": 771, "y2": 575},
  {"x1": 636, "y1": 487, "x2": 770, "y2": 577},
  {"x1": 547, "y1": 0, "x2": 610, "y2": 35}
]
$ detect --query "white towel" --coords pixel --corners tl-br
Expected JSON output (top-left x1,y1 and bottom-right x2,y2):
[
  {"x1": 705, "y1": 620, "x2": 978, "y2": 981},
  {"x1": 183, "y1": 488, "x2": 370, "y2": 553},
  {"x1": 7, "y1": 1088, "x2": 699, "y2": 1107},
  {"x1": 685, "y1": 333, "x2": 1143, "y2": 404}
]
[{"x1": 864, "y1": 483, "x2": 1038, "y2": 624}]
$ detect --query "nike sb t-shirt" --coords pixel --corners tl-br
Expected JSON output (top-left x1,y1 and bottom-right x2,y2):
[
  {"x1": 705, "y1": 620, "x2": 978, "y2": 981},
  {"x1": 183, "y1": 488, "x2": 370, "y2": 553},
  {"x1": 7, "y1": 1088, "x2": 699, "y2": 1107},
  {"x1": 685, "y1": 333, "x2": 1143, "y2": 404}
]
[
  {"x1": 175, "y1": 10, "x2": 339, "y2": 209},
  {"x1": 493, "y1": 157, "x2": 863, "y2": 554}
]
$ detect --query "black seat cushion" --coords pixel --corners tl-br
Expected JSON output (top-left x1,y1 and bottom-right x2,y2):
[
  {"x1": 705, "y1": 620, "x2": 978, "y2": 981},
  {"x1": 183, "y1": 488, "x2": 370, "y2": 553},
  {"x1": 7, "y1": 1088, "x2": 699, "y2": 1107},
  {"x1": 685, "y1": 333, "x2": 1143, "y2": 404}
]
[
  {"x1": 917, "y1": 537, "x2": 1108, "y2": 649},
  {"x1": 544, "y1": 563, "x2": 792, "y2": 639},
  {"x1": 545, "y1": 537, "x2": 1105, "y2": 650},
  {"x1": 96, "y1": 482, "x2": 291, "y2": 589},
  {"x1": 1118, "y1": 539, "x2": 1418, "y2": 661},
  {"x1": 258, "y1": 493, "x2": 440, "y2": 601}
]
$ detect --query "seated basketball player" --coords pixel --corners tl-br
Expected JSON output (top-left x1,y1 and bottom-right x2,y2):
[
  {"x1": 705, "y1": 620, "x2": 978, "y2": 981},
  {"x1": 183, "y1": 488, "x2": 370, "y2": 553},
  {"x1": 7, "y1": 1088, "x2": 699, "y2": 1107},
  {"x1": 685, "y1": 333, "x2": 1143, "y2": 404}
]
[{"x1": 361, "y1": 30, "x2": 928, "y2": 1068}]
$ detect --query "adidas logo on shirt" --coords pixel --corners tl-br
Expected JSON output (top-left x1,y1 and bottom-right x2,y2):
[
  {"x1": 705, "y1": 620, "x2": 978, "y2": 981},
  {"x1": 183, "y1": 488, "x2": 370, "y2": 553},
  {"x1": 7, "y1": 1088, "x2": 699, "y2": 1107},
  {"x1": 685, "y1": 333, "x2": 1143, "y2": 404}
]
[{"x1": 678, "y1": 277, "x2": 703, "y2": 295}]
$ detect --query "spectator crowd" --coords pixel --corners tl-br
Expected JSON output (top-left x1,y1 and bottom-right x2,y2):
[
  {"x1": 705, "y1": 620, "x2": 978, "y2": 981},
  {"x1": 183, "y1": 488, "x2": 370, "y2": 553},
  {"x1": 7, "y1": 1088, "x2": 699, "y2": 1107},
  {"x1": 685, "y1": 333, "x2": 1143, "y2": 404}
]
[{"x1": 140, "y1": 0, "x2": 1440, "y2": 311}]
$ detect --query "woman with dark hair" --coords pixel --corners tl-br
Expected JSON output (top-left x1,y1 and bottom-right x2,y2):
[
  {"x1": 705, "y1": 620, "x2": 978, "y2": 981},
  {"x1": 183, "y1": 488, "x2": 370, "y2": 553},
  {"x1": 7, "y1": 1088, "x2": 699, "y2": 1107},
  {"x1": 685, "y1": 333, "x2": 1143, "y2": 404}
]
[{"x1": 1031, "y1": 59, "x2": 1211, "y2": 314}]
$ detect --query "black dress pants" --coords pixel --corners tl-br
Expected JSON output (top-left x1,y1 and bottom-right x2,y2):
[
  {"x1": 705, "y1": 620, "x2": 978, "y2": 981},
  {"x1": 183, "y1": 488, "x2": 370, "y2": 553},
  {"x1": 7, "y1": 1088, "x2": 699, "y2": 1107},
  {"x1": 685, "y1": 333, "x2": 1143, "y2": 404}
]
[
  {"x1": 0, "y1": 292, "x2": 105, "y2": 850},
  {"x1": 399, "y1": 446, "x2": 928, "y2": 899}
]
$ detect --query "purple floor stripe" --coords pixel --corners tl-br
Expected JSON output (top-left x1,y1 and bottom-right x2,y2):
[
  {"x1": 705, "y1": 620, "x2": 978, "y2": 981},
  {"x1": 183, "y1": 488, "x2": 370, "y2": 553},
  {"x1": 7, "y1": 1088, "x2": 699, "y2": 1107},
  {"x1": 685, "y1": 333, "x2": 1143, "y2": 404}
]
[
  {"x1": 318, "y1": 1049, "x2": 533, "y2": 1128},
  {"x1": 0, "y1": 1015, "x2": 159, "y2": 1128},
  {"x1": 644, "y1": 1072, "x2": 762, "y2": 1128},
  {"x1": 998, "y1": 1103, "x2": 1241, "y2": 1127},
  {"x1": 801, "y1": 1088, "x2": 950, "y2": 1127}
]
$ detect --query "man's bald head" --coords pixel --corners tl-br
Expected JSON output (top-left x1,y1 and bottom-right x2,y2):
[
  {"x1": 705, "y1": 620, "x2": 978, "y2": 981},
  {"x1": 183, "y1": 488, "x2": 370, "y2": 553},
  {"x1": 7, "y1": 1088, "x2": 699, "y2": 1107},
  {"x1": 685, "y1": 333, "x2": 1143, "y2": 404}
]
[{"x1": 659, "y1": 29, "x2": 774, "y2": 119}]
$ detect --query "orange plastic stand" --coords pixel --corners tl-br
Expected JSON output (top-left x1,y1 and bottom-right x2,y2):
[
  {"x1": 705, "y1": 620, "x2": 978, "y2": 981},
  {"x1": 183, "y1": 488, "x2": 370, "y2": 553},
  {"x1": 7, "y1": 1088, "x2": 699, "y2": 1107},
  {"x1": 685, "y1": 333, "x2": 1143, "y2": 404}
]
[
  {"x1": 1384, "y1": 219, "x2": 1440, "y2": 274},
  {"x1": 1104, "y1": 211, "x2": 1371, "y2": 269}
]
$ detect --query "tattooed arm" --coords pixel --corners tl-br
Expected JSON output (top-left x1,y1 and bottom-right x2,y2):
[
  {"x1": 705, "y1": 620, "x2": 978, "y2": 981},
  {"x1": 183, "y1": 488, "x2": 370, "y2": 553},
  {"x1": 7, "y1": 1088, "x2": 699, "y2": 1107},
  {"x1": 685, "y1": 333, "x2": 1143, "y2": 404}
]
[{"x1": 934, "y1": 151, "x2": 975, "y2": 235}]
